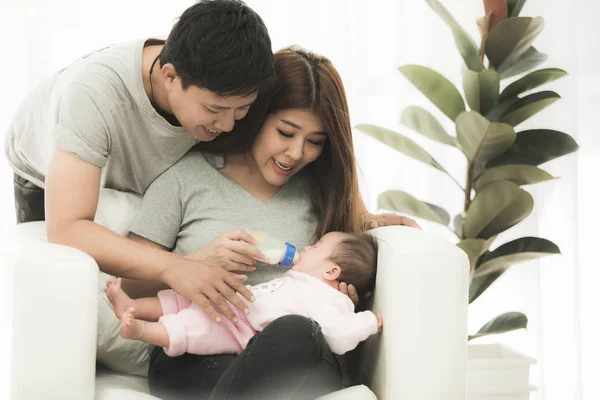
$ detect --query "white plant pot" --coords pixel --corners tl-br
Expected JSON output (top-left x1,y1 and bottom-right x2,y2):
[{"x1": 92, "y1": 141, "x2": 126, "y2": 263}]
[{"x1": 466, "y1": 343, "x2": 536, "y2": 400}]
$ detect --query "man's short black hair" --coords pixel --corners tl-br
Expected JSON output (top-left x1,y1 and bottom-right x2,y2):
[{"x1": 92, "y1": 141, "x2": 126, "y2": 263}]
[{"x1": 160, "y1": 0, "x2": 275, "y2": 97}]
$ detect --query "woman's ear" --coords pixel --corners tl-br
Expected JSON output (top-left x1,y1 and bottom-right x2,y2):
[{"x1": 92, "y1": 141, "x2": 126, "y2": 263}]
[{"x1": 322, "y1": 264, "x2": 341, "y2": 281}]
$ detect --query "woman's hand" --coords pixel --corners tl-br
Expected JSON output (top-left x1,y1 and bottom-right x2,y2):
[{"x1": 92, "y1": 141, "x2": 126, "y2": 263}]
[
  {"x1": 186, "y1": 229, "x2": 269, "y2": 272},
  {"x1": 364, "y1": 212, "x2": 421, "y2": 230}
]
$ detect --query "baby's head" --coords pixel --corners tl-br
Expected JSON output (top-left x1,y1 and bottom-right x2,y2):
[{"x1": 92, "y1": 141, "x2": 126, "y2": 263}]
[{"x1": 292, "y1": 232, "x2": 378, "y2": 295}]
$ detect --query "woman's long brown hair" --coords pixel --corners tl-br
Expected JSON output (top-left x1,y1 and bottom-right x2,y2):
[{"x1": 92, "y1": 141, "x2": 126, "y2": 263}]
[{"x1": 197, "y1": 47, "x2": 364, "y2": 238}]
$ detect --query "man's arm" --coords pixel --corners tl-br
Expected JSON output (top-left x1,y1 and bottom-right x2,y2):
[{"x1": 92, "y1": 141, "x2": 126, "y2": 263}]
[
  {"x1": 45, "y1": 146, "x2": 254, "y2": 322},
  {"x1": 119, "y1": 233, "x2": 171, "y2": 298},
  {"x1": 46, "y1": 146, "x2": 176, "y2": 280},
  {"x1": 358, "y1": 196, "x2": 421, "y2": 229}
]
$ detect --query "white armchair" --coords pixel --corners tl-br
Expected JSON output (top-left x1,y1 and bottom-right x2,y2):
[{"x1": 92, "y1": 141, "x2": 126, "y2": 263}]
[{"x1": 6, "y1": 193, "x2": 469, "y2": 400}]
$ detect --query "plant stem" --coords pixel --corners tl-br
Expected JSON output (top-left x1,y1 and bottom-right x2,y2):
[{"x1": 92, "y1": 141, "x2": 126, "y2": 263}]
[
  {"x1": 479, "y1": 37, "x2": 486, "y2": 65},
  {"x1": 462, "y1": 164, "x2": 474, "y2": 240}
]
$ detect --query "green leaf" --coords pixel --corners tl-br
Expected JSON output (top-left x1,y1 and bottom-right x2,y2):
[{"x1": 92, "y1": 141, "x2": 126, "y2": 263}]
[
  {"x1": 472, "y1": 160, "x2": 487, "y2": 182},
  {"x1": 422, "y1": 201, "x2": 452, "y2": 226},
  {"x1": 498, "y1": 47, "x2": 548, "y2": 80},
  {"x1": 469, "y1": 312, "x2": 528, "y2": 340},
  {"x1": 457, "y1": 239, "x2": 487, "y2": 275},
  {"x1": 475, "y1": 237, "x2": 560, "y2": 278},
  {"x1": 453, "y1": 214, "x2": 462, "y2": 237},
  {"x1": 400, "y1": 106, "x2": 456, "y2": 146},
  {"x1": 486, "y1": 17, "x2": 545, "y2": 70},
  {"x1": 424, "y1": 0, "x2": 483, "y2": 72},
  {"x1": 499, "y1": 91, "x2": 560, "y2": 127},
  {"x1": 463, "y1": 69, "x2": 500, "y2": 115},
  {"x1": 486, "y1": 97, "x2": 519, "y2": 122},
  {"x1": 457, "y1": 236, "x2": 499, "y2": 271},
  {"x1": 488, "y1": 129, "x2": 579, "y2": 167},
  {"x1": 455, "y1": 111, "x2": 516, "y2": 164},
  {"x1": 470, "y1": 270, "x2": 503, "y2": 303},
  {"x1": 507, "y1": 0, "x2": 527, "y2": 17},
  {"x1": 500, "y1": 68, "x2": 568, "y2": 100},
  {"x1": 378, "y1": 191, "x2": 450, "y2": 225},
  {"x1": 356, "y1": 124, "x2": 449, "y2": 174},
  {"x1": 475, "y1": 164, "x2": 555, "y2": 190},
  {"x1": 399, "y1": 65, "x2": 466, "y2": 121},
  {"x1": 464, "y1": 180, "x2": 533, "y2": 239}
]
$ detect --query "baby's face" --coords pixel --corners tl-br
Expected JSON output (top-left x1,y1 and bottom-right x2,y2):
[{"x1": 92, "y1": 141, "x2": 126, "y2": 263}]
[{"x1": 292, "y1": 232, "x2": 347, "y2": 277}]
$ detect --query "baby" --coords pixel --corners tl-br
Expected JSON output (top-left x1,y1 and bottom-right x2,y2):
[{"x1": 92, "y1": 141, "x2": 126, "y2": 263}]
[{"x1": 105, "y1": 231, "x2": 383, "y2": 356}]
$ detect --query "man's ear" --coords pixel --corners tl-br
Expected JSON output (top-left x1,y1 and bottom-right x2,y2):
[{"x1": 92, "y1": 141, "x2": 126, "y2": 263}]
[
  {"x1": 322, "y1": 264, "x2": 341, "y2": 281},
  {"x1": 162, "y1": 63, "x2": 178, "y2": 89}
]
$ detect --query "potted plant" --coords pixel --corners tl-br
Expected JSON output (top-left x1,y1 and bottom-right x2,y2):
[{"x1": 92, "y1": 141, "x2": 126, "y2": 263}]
[{"x1": 356, "y1": 0, "x2": 578, "y2": 398}]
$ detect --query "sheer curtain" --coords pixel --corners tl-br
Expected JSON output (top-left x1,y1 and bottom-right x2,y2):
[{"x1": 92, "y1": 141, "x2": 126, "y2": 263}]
[{"x1": 0, "y1": 1, "x2": 597, "y2": 399}]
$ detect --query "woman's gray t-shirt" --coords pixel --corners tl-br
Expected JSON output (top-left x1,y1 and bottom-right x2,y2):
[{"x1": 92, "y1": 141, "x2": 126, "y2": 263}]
[{"x1": 129, "y1": 151, "x2": 318, "y2": 285}]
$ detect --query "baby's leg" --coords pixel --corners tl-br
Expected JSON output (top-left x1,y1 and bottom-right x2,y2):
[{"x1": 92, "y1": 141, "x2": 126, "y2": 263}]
[
  {"x1": 159, "y1": 307, "x2": 252, "y2": 357},
  {"x1": 121, "y1": 307, "x2": 169, "y2": 347},
  {"x1": 105, "y1": 278, "x2": 163, "y2": 321}
]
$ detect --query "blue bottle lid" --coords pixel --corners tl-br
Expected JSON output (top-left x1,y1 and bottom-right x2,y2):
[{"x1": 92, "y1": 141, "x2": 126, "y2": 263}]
[{"x1": 280, "y1": 242, "x2": 297, "y2": 267}]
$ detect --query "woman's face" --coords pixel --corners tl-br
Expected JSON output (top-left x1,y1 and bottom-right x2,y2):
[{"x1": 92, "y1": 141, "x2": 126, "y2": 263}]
[{"x1": 251, "y1": 109, "x2": 327, "y2": 187}]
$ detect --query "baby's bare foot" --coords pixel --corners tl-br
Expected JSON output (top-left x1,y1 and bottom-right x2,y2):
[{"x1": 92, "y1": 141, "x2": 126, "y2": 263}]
[
  {"x1": 120, "y1": 307, "x2": 143, "y2": 340},
  {"x1": 104, "y1": 278, "x2": 134, "y2": 319}
]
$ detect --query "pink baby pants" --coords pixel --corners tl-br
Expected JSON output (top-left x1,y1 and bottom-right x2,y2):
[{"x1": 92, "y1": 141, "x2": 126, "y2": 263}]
[{"x1": 157, "y1": 289, "x2": 256, "y2": 357}]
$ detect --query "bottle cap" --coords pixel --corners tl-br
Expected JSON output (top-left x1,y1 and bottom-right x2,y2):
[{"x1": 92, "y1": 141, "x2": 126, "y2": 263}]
[{"x1": 280, "y1": 242, "x2": 297, "y2": 267}]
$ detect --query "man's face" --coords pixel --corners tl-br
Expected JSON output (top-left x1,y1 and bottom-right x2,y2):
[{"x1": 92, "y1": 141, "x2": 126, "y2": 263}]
[{"x1": 165, "y1": 75, "x2": 257, "y2": 141}]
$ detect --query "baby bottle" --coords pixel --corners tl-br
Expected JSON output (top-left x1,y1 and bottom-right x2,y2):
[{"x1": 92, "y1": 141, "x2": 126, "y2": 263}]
[{"x1": 251, "y1": 232, "x2": 299, "y2": 267}]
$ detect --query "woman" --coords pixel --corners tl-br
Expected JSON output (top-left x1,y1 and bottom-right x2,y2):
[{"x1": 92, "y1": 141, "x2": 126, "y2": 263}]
[{"x1": 127, "y1": 47, "x2": 417, "y2": 399}]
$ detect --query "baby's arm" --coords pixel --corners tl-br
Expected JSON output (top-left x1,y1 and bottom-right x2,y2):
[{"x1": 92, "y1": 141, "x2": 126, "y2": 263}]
[{"x1": 317, "y1": 309, "x2": 380, "y2": 355}]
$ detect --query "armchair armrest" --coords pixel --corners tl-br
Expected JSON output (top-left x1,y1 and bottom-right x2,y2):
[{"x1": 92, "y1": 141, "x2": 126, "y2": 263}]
[
  {"x1": 7, "y1": 222, "x2": 98, "y2": 400},
  {"x1": 350, "y1": 226, "x2": 469, "y2": 400},
  {"x1": 6, "y1": 221, "x2": 469, "y2": 400}
]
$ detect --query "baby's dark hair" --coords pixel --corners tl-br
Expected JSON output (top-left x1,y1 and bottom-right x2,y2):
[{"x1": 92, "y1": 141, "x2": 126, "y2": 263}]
[{"x1": 330, "y1": 233, "x2": 378, "y2": 295}]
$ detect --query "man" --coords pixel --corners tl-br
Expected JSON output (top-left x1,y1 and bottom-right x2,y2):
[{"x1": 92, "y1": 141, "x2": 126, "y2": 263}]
[{"x1": 5, "y1": 0, "x2": 275, "y2": 321}]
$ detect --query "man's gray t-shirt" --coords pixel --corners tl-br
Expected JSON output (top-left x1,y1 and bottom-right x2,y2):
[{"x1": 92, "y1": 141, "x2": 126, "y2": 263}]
[
  {"x1": 129, "y1": 151, "x2": 318, "y2": 286},
  {"x1": 4, "y1": 39, "x2": 197, "y2": 194}
]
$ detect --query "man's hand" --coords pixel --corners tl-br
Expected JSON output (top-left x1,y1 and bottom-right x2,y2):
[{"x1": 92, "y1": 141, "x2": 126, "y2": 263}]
[
  {"x1": 162, "y1": 258, "x2": 255, "y2": 323},
  {"x1": 365, "y1": 212, "x2": 421, "y2": 230},
  {"x1": 377, "y1": 315, "x2": 383, "y2": 333},
  {"x1": 186, "y1": 229, "x2": 269, "y2": 272},
  {"x1": 338, "y1": 282, "x2": 373, "y2": 306}
]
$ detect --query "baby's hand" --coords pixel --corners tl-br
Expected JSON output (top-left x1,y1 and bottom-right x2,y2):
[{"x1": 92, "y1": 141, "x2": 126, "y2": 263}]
[{"x1": 377, "y1": 315, "x2": 383, "y2": 333}]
